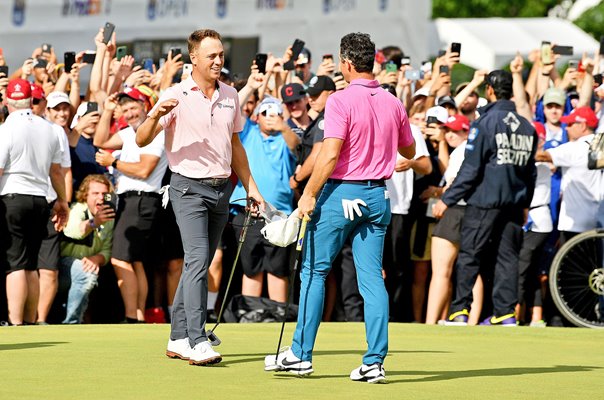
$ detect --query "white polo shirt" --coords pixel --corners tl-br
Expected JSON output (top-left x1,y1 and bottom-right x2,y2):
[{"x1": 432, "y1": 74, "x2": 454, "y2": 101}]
[
  {"x1": 114, "y1": 126, "x2": 168, "y2": 194},
  {"x1": 0, "y1": 109, "x2": 62, "y2": 197},
  {"x1": 47, "y1": 122, "x2": 71, "y2": 202},
  {"x1": 386, "y1": 125, "x2": 430, "y2": 215},
  {"x1": 547, "y1": 134, "x2": 604, "y2": 232}
]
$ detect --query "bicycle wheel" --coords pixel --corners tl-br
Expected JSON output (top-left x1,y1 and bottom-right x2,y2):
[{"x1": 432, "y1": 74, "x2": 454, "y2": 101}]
[{"x1": 549, "y1": 229, "x2": 604, "y2": 328}]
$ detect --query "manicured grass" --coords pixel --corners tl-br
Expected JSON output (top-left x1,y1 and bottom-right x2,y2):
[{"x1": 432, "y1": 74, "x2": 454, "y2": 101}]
[{"x1": 1, "y1": 323, "x2": 602, "y2": 399}]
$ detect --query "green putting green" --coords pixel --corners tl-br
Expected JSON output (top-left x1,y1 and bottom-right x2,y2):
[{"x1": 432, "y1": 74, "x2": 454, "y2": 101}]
[{"x1": 1, "y1": 323, "x2": 602, "y2": 399}]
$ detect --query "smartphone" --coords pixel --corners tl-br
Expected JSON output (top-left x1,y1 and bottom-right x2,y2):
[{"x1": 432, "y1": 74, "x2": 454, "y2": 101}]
[
  {"x1": 102, "y1": 22, "x2": 115, "y2": 44},
  {"x1": 552, "y1": 45, "x2": 573, "y2": 56},
  {"x1": 103, "y1": 193, "x2": 117, "y2": 212},
  {"x1": 254, "y1": 53, "x2": 268, "y2": 74},
  {"x1": 143, "y1": 58, "x2": 154, "y2": 73},
  {"x1": 541, "y1": 41, "x2": 552, "y2": 65},
  {"x1": 85, "y1": 102, "x2": 98, "y2": 115},
  {"x1": 334, "y1": 71, "x2": 343, "y2": 79},
  {"x1": 401, "y1": 56, "x2": 411, "y2": 66},
  {"x1": 322, "y1": 54, "x2": 333, "y2": 61},
  {"x1": 595, "y1": 73, "x2": 603, "y2": 86},
  {"x1": 0, "y1": 65, "x2": 8, "y2": 76},
  {"x1": 405, "y1": 70, "x2": 422, "y2": 81},
  {"x1": 64, "y1": 51, "x2": 76, "y2": 73},
  {"x1": 568, "y1": 60, "x2": 578, "y2": 69},
  {"x1": 82, "y1": 52, "x2": 96, "y2": 64},
  {"x1": 41, "y1": 43, "x2": 52, "y2": 54},
  {"x1": 116, "y1": 46, "x2": 127, "y2": 61},
  {"x1": 385, "y1": 62, "x2": 398, "y2": 73},
  {"x1": 438, "y1": 49, "x2": 446, "y2": 57},
  {"x1": 439, "y1": 65, "x2": 449, "y2": 75},
  {"x1": 170, "y1": 47, "x2": 181, "y2": 59},
  {"x1": 421, "y1": 60, "x2": 432, "y2": 73},
  {"x1": 284, "y1": 38, "x2": 305, "y2": 71},
  {"x1": 182, "y1": 63, "x2": 192, "y2": 76},
  {"x1": 450, "y1": 42, "x2": 461, "y2": 56},
  {"x1": 600, "y1": 36, "x2": 604, "y2": 56},
  {"x1": 427, "y1": 116, "x2": 439, "y2": 125},
  {"x1": 159, "y1": 58, "x2": 165, "y2": 69}
]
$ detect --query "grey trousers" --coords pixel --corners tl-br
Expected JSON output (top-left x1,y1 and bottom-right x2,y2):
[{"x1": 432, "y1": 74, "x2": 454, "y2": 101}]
[{"x1": 169, "y1": 173, "x2": 232, "y2": 347}]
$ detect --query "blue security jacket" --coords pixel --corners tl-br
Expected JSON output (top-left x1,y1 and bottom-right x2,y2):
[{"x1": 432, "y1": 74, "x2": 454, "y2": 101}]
[{"x1": 441, "y1": 100, "x2": 537, "y2": 209}]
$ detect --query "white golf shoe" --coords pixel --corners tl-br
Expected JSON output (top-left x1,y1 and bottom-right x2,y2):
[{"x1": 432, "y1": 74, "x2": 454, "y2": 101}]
[
  {"x1": 350, "y1": 363, "x2": 386, "y2": 384},
  {"x1": 188, "y1": 341, "x2": 222, "y2": 366},
  {"x1": 274, "y1": 347, "x2": 313, "y2": 376},
  {"x1": 165, "y1": 338, "x2": 191, "y2": 360}
]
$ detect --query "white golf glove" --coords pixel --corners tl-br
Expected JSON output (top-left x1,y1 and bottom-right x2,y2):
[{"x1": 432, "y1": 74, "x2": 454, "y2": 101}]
[
  {"x1": 341, "y1": 198, "x2": 367, "y2": 221},
  {"x1": 159, "y1": 185, "x2": 170, "y2": 209}
]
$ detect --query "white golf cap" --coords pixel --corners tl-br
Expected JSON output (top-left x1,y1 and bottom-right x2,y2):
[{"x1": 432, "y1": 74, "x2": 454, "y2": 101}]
[{"x1": 46, "y1": 91, "x2": 71, "y2": 109}]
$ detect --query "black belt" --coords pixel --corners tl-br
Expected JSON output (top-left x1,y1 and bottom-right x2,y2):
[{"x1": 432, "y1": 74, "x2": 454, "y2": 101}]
[
  {"x1": 327, "y1": 179, "x2": 385, "y2": 187},
  {"x1": 120, "y1": 191, "x2": 161, "y2": 199},
  {"x1": 178, "y1": 174, "x2": 229, "y2": 187}
]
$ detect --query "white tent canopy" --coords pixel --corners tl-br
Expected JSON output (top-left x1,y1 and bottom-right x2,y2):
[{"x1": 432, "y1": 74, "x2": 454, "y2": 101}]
[{"x1": 431, "y1": 18, "x2": 599, "y2": 71}]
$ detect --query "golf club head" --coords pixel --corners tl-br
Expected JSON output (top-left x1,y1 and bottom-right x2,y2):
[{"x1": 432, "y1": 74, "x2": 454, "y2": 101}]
[
  {"x1": 207, "y1": 330, "x2": 221, "y2": 347},
  {"x1": 264, "y1": 354, "x2": 280, "y2": 371}
]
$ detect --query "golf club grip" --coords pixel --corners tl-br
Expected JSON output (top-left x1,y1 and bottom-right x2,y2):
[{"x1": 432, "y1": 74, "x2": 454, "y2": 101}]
[{"x1": 296, "y1": 217, "x2": 309, "y2": 251}]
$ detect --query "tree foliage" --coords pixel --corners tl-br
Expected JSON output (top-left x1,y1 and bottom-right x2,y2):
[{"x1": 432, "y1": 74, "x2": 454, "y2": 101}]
[
  {"x1": 574, "y1": 3, "x2": 604, "y2": 40},
  {"x1": 432, "y1": 0, "x2": 563, "y2": 18}
]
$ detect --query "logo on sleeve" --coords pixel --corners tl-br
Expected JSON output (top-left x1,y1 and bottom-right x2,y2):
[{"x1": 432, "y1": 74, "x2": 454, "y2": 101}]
[{"x1": 468, "y1": 127, "x2": 479, "y2": 142}]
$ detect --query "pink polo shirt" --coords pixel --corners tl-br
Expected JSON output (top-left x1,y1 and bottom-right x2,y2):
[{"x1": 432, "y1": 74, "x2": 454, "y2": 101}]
[
  {"x1": 324, "y1": 78, "x2": 413, "y2": 180},
  {"x1": 149, "y1": 77, "x2": 244, "y2": 179}
]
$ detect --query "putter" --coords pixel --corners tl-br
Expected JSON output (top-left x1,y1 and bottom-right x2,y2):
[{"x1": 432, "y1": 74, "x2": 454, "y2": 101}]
[
  {"x1": 207, "y1": 199, "x2": 255, "y2": 346},
  {"x1": 264, "y1": 216, "x2": 309, "y2": 371}
]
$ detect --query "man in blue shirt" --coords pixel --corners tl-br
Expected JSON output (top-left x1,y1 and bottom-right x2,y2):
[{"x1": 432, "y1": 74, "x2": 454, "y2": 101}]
[{"x1": 230, "y1": 97, "x2": 300, "y2": 302}]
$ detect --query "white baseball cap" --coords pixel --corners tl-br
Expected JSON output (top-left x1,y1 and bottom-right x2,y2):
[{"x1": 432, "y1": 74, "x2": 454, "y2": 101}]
[{"x1": 46, "y1": 91, "x2": 70, "y2": 109}]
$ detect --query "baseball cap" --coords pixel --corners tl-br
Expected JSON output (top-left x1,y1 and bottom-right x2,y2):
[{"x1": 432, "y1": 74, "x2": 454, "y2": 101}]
[
  {"x1": 118, "y1": 86, "x2": 148, "y2": 103},
  {"x1": 297, "y1": 48, "x2": 312, "y2": 65},
  {"x1": 412, "y1": 86, "x2": 430, "y2": 99},
  {"x1": 136, "y1": 85, "x2": 158, "y2": 108},
  {"x1": 560, "y1": 106, "x2": 598, "y2": 128},
  {"x1": 281, "y1": 83, "x2": 307, "y2": 103},
  {"x1": 426, "y1": 106, "x2": 448, "y2": 124},
  {"x1": 30, "y1": 84, "x2": 45, "y2": 100},
  {"x1": 46, "y1": 91, "x2": 70, "y2": 108},
  {"x1": 257, "y1": 97, "x2": 283, "y2": 116},
  {"x1": 306, "y1": 75, "x2": 336, "y2": 97},
  {"x1": 6, "y1": 79, "x2": 32, "y2": 100},
  {"x1": 532, "y1": 121, "x2": 546, "y2": 141},
  {"x1": 485, "y1": 70, "x2": 512, "y2": 93},
  {"x1": 543, "y1": 88, "x2": 566, "y2": 106},
  {"x1": 70, "y1": 102, "x2": 90, "y2": 129},
  {"x1": 438, "y1": 95, "x2": 457, "y2": 109},
  {"x1": 444, "y1": 114, "x2": 470, "y2": 132}
]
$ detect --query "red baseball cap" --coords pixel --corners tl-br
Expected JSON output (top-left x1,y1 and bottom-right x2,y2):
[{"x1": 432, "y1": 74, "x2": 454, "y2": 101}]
[
  {"x1": 532, "y1": 121, "x2": 546, "y2": 141},
  {"x1": 30, "y1": 83, "x2": 46, "y2": 100},
  {"x1": 444, "y1": 114, "x2": 470, "y2": 132},
  {"x1": 6, "y1": 79, "x2": 32, "y2": 100},
  {"x1": 560, "y1": 106, "x2": 598, "y2": 129},
  {"x1": 118, "y1": 86, "x2": 148, "y2": 103}
]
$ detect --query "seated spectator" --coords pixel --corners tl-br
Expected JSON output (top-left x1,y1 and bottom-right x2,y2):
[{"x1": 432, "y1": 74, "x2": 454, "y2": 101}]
[{"x1": 59, "y1": 175, "x2": 114, "y2": 323}]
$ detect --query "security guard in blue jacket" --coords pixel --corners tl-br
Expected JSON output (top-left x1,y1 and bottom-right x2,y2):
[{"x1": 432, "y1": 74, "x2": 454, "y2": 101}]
[{"x1": 433, "y1": 70, "x2": 537, "y2": 326}]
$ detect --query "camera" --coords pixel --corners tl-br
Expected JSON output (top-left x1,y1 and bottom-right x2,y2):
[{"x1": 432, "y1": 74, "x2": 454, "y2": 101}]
[{"x1": 404, "y1": 70, "x2": 423, "y2": 81}]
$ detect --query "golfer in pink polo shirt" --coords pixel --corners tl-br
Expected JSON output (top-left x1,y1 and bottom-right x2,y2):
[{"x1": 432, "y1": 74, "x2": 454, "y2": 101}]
[
  {"x1": 136, "y1": 29, "x2": 264, "y2": 367},
  {"x1": 272, "y1": 33, "x2": 415, "y2": 383}
]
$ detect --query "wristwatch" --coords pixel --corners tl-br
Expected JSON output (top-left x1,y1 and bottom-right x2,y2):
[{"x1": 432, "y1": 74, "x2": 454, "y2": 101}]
[{"x1": 111, "y1": 159, "x2": 118, "y2": 169}]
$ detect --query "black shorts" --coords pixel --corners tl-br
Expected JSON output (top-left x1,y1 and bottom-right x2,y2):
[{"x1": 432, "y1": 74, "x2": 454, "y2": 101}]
[
  {"x1": 111, "y1": 192, "x2": 161, "y2": 263},
  {"x1": 38, "y1": 212, "x2": 60, "y2": 271},
  {"x1": 0, "y1": 194, "x2": 49, "y2": 273},
  {"x1": 232, "y1": 211, "x2": 291, "y2": 278},
  {"x1": 432, "y1": 204, "x2": 465, "y2": 245}
]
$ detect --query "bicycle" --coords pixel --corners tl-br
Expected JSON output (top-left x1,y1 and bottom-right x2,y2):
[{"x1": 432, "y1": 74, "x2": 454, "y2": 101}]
[{"x1": 549, "y1": 228, "x2": 604, "y2": 328}]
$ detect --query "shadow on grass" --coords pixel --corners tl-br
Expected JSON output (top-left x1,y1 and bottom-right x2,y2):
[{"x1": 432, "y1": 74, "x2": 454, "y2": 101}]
[
  {"x1": 221, "y1": 349, "x2": 450, "y2": 367},
  {"x1": 0, "y1": 342, "x2": 68, "y2": 351},
  {"x1": 272, "y1": 365, "x2": 601, "y2": 383}
]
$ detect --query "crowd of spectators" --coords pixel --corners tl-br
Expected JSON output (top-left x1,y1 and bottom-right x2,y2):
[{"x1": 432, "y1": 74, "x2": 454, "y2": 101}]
[{"x1": 1, "y1": 27, "x2": 603, "y2": 326}]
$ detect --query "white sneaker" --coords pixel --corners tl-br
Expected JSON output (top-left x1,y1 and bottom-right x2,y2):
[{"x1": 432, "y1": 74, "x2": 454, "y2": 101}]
[
  {"x1": 166, "y1": 338, "x2": 191, "y2": 360},
  {"x1": 275, "y1": 347, "x2": 313, "y2": 376},
  {"x1": 189, "y1": 341, "x2": 222, "y2": 366},
  {"x1": 350, "y1": 363, "x2": 386, "y2": 383}
]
